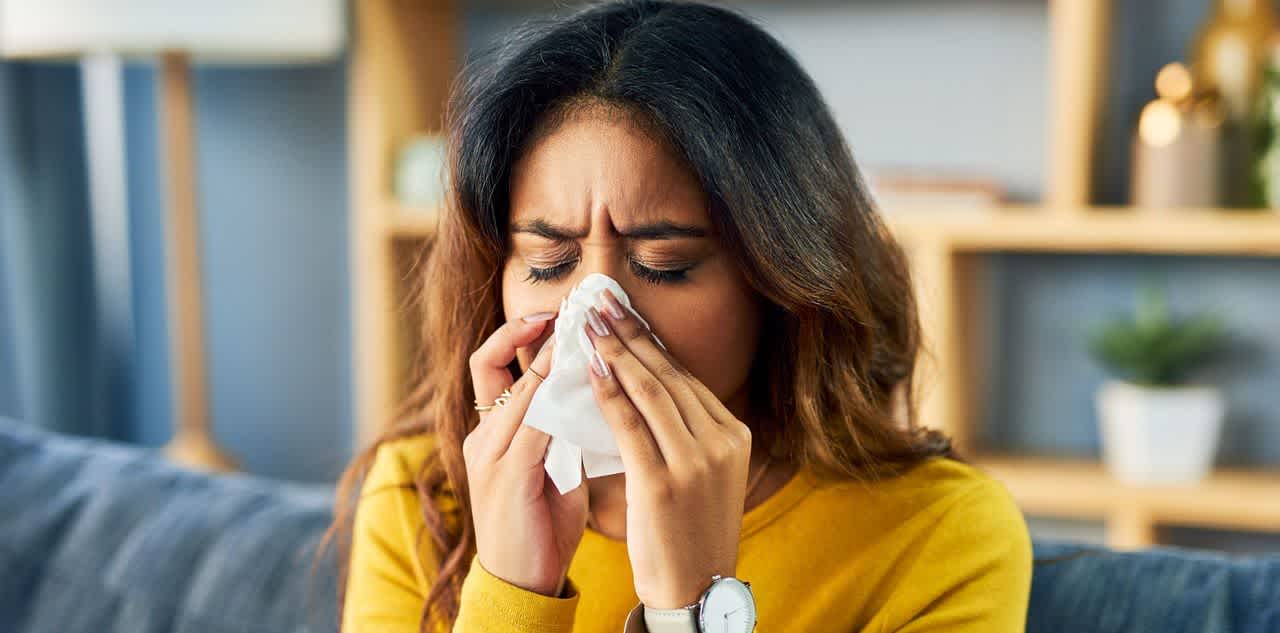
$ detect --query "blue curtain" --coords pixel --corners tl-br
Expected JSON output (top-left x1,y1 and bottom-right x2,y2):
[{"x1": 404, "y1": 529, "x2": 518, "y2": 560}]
[
  {"x1": 0, "y1": 59, "x2": 352, "y2": 481},
  {"x1": 0, "y1": 62, "x2": 108, "y2": 437}
]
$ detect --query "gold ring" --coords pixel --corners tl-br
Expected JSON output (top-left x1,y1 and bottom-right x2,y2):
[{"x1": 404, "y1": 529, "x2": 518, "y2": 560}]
[
  {"x1": 474, "y1": 389, "x2": 514, "y2": 412},
  {"x1": 528, "y1": 367, "x2": 546, "y2": 382}
]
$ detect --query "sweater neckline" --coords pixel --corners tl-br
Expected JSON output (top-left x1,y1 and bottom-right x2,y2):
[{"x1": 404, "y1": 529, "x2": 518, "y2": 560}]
[{"x1": 580, "y1": 463, "x2": 818, "y2": 547}]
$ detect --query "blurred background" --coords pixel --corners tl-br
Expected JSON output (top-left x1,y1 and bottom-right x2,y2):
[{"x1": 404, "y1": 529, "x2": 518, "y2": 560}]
[{"x1": 2, "y1": 0, "x2": 1278, "y2": 557}]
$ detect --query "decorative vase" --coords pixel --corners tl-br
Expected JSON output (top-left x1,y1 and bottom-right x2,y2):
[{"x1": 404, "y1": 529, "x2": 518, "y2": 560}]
[
  {"x1": 1192, "y1": 0, "x2": 1275, "y2": 120},
  {"x1": 1132, "y1": 63, "x2": 1224, "y2": 208},
  {"x1": 1191, "y1": 0, "x2": 1276, "y2": 206},
  {"x1": 395, "y1": 134, "x2": 449, "y2": 209},
  {"x1": 1095, "y1": 380, "x2": 1225, "y2": 485}
]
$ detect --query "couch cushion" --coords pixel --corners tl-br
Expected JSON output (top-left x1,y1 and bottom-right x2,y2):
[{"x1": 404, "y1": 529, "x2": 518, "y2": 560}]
[
  {"x1": 0, "y1": 418, "x2": 339, "y2": 633},
  {"x1": 1028, "y1": 540, "x2": 1280, "y2": 633},
  {"x1": 5, "y1": 418, "x2": 1280, "y2": 633}
]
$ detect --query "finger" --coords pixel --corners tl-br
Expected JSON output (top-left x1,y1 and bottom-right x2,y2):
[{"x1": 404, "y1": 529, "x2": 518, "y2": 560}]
[
  {"x1": 596, "y1": 289, "x2": 718, "y2": 439},
  {"x1": 479, "y1": 333, "x2": 554, "y2": 420},
  {"x1": 471, "y1": 335, "x2": 555, "y2": 463},
  {"x1": 470, "y1": 312, "x2": 556, "y2": 413},
  {"x1": 684, "y1": 377, "x2": 737, "y2": 426},
  {"x1": 527, "y1": 335, "x2": 554, "y2": 378},
  {"x1": 506, "y1": 422, "x2": 552, "y2": 468},
  {"x1": 584, "y1": 306, "x2": 697, "y2": 464},
  {"x1": 682, "y1": 370, "x2": 755, "y2": 452},
  {"x1": 586, "y1": 346, "x2": 665, "y2": 475}
]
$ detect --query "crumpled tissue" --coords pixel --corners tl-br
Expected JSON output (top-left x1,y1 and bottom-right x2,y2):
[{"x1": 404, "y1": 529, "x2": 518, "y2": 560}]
[{"x1": 521, "y1": 273, "x2": 664, "y2": 494}]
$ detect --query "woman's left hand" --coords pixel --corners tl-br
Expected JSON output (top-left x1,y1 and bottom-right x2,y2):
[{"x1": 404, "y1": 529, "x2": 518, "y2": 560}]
[{"x1": 583, "y1": 289, "x2": 755, "y2": 609}]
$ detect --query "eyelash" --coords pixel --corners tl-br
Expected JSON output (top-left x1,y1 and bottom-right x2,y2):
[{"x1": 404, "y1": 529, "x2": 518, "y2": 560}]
[{"x1": 523, "y1": 258, "x2": 692, "y2": 285}]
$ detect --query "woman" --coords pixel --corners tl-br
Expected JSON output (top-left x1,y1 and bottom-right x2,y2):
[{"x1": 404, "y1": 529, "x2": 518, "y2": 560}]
[{"x1": 331, "y1": 1, "x2": 1032, "y2": 631}]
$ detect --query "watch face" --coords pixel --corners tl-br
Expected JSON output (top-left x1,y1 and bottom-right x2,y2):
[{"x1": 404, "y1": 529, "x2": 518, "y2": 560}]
[{"x1": 699, "y1": 578, "x2": 756, "y2": 633}]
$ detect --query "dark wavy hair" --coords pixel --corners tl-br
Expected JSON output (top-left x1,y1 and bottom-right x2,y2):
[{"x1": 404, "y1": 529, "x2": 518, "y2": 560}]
[{"x1": 326, "y1": 1, "x2": 955, "y2": 630}]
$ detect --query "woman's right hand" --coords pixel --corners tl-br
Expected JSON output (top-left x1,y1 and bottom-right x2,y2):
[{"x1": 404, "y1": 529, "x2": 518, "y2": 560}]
[{"x1": 464, "y1": 313, "x2": 589, "y2": 597}]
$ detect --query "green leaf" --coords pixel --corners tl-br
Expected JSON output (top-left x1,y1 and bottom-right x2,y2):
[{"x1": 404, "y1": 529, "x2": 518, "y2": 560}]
[{"x1": 1086, "y1": 282, "x2": 1228, "y2": 386}]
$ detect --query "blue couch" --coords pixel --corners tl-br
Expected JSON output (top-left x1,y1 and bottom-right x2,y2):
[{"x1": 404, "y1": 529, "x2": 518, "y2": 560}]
[{"x1": 1, "y1": 417, "x2": 1278, "y2": 633}]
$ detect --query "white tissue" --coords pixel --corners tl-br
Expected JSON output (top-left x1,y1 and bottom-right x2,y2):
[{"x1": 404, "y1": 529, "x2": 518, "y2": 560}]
[{"x1": 521, "y1": 273, "x2": 662, "y2": 495}]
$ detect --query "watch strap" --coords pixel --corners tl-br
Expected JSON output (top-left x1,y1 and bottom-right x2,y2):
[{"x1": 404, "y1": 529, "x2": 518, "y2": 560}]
[
  {"x1": 643, "y1": 604, "x2": 700, "y2": 633},
  {"x1": 623, "y1": 603, "x2": 647, "y2": 633},
  {"x1": 622, "y1": 602, "x2": 701, "y2": 633},
  {"x1": 623, "y1": 576, "x2": 754, "y2": 632}
]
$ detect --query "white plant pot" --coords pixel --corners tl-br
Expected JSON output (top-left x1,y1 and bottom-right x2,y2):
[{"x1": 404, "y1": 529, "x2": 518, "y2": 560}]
[{"x1": 1095, "y1": 380, "x2": 1225, "y2": 485}]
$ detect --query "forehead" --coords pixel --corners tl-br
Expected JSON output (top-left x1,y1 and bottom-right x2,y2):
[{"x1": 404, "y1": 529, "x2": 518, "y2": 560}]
[{"x1": 507, "y1": 108, "x2": 709, "y2": 230}]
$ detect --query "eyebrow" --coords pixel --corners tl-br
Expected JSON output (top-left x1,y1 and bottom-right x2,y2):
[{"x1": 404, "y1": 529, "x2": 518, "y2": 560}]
[{"x1": 510, "y1": 218, "x2": 711, "y2": 240}]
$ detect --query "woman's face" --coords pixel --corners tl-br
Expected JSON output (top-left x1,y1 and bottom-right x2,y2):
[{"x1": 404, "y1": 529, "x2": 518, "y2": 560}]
[{"x1": 503, "y1": 108, "x2": 761, "y2": 415}]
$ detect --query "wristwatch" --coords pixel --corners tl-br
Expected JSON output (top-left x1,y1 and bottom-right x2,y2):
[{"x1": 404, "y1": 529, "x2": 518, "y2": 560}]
[{"x1": 623, "y1": 575, "x2": 757, "y2": 633}]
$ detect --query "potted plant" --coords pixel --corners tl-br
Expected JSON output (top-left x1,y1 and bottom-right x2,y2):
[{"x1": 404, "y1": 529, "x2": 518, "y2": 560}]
[{"x1": 1088, "y1": 283, "x2": 1229, "y2": 485}]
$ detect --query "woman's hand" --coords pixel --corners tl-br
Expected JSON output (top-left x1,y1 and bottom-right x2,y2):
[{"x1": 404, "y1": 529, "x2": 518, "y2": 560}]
[
  {"x1": 583, "y1": 290, "x2": 754, "y2": 609},
  {"x1": 465, "y1": 313, "x2": 589, "y2": 597}
]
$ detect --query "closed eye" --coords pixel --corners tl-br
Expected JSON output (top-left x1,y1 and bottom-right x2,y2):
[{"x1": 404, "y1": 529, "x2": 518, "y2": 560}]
[
  {"x1": 628, "y1": 259, "x2": 691, "y2": 285},
  {"x1": 523, "y1": 258, "x2": 694, "y2": 285},
  {"x1": 524, "y1": 259, "x2": 578, "y2": 284}
]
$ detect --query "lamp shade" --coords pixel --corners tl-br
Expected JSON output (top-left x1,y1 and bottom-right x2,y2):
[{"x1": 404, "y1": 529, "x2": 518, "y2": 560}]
[{"x1": 0, "y1": 0, "x2": 345, "y2": 62}]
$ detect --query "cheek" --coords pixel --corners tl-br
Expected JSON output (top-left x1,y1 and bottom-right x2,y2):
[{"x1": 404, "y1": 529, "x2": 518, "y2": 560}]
[
  {"x1": 500, "y1": 261, "x2": 559, "y2": 368},
  {"x1": 500, "y1": 261, "x2": 527, "y2": 321},
  {"x1": 640, "y1": 285, "x2": 760, "y2": 402},
  {"x1": 500, "y1": 259, "x2": 563, "y2": 317}
]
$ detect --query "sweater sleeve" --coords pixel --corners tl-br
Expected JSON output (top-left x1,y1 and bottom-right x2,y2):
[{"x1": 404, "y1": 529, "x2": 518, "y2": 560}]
[
  {"x1": 341, "y1": 441, "x2": 581, "y2": 633},
  {"x1": 453, "y1": 555, "x2": 580, "y2": 631},
  {"x1": 878, "y1": 480, "x2": 1034, "y2": 633}
]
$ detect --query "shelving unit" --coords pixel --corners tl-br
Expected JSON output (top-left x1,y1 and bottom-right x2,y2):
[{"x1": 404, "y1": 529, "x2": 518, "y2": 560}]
[
  {"x1": 880, "y1": 0, "x2": 1280, "y2": 550},
  {"x1": 349, "y1": 0, "x2": 1278, "y2": 549},
  {"x1": 890, "y1": 206, "x2": 1280, "y2": 549},
  {"x1": 350, "y1": 0, "x2": 455, "y2": 449},
  {"x1": 973, "y1": 456, "x2": 1280, "y2": 534},
  {"x1": 888, "y1": 206, "x2": 1280, "y2": 256},
  {"x1": 389, "y1": 206, "x2": 442, "y2": 241}
]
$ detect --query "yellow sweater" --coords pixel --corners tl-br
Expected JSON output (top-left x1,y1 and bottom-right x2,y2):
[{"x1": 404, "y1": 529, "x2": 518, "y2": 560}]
[{"x1": 342, "y1": 435, "x2": 1032, "y2": 632}]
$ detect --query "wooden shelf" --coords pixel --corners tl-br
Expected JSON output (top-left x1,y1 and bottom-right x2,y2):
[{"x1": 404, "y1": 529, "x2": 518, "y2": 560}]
[
  {"x1": 975, "y1": 455, "x2": 1280, "y2": 533},
  {"x1": 388, "y1": 204, "x2": 441, "y2": 239},
  {"x1": 887, "y1": 205, "x2": 1280, "y2": 256}
]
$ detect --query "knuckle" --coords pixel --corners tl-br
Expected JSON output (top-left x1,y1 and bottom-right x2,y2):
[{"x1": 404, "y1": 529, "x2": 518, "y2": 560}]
[
  {"x1": 617, "y1": 408, "x2": 647, "y2": 434},
  {"x1": 596, "y1": 373, "x2": 625, "y2": 399},
  {"x1": 705, "y1": 442, "x2": 733, "y2": 465},
  {"x1": 617, "y1": 318, "x2": 651, "y2": 343},
  {"x1": 657, "y1": 360, "x2": 687, "y2": 382},
  {"x1": 637, "y1": 377, "x2": 666, "y2": 401},
  {"x1": 595, "y1": 338, "x2": 625, "y2": 360},
  {"x1": 644, "y1": 478, "x2": 676, "y2": 503},
  {"x1": 508, "y1": 373, "x2": 533, "y2": 397},
  {"x1": 511, "y1": 366, "x2": 547, "y2": 398},
  {"x1": 684, "y1": 454, "x2": 711, "y2": 477}
]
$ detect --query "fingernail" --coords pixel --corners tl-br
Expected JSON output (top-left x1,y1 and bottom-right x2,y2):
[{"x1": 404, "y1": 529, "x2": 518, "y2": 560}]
[
  {"x1": 599, "y1": 289, "x2": 627, "y2": 320},
  {"x1": 585, "y1": 306, "x2": 611, "y2": 336},
  {"x1": 589, "y1": 349, "x2": 611, "y2": 378},
  {"x1": 522, "y1": 311, "x2": 556, "y2": 323}
]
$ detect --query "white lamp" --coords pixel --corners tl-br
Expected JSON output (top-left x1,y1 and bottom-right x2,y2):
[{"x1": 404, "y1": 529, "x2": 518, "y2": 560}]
[{"x1": 1, "y1": 0, "x2": 346, "y2": 471}]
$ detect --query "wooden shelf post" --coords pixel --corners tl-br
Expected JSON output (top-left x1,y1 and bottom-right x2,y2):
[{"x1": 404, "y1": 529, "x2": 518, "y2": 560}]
[
  {"x1": 350, "y1": 0, "x2": 457, "y2": 448},
  {"x1": 1045, "y1": 0, "x2": 1111, "y2": 209}
]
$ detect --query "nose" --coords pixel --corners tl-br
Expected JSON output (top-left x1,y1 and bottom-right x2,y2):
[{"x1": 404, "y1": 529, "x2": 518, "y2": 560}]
[{"x1": 567, "y1": 251, "x2": 632, "y2": 300}]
